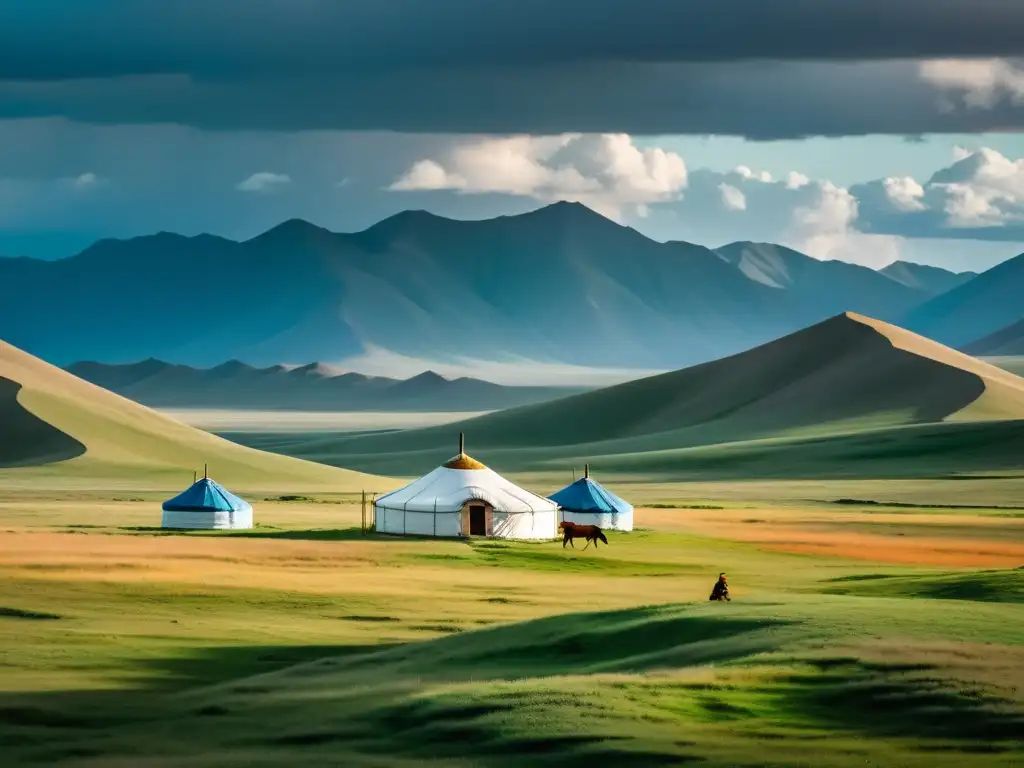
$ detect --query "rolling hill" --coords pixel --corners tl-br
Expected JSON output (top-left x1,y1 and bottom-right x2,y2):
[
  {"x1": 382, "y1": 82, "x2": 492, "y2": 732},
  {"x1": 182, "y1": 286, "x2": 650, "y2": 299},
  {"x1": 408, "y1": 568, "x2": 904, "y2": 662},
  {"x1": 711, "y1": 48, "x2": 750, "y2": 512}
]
[
  {"x1": 0, "y1": 339, "x2": 391, "y2": 491},
  {"x1": 240, "y1": 313, "x2": 1024, "y2": 476},
  {"x1": 0, "y1": 202, "x2": 959, "y2": 372},
  {"x1": 904, "y1": 251, "x2": 1024, "y2": 348},
  {"x1": 64, "y1": 359, "x2": 581, "y2": 412}
]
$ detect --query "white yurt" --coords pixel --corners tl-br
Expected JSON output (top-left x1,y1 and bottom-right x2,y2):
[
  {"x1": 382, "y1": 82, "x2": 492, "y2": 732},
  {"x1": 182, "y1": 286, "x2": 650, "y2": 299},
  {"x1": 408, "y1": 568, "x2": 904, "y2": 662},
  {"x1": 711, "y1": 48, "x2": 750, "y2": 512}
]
[
  {"x1": 161, "y1": 468, "x2": 253, "y2": 530},
  {"x1": 374, "y1": 434, "x2": 558, "y2": 539}
]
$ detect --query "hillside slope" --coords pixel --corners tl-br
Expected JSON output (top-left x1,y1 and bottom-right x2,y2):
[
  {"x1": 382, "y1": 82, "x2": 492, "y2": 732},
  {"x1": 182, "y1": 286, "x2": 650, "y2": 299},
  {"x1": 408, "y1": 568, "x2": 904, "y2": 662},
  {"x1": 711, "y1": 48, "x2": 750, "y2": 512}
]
[
  {"x1": 0, "y1": 340, "x2": 390, "y2": 491},
  {"x1": 714, "y1": 242, "x2": 930, "y2": 317},
  {"x1": 964, "y1": 318, "x2": 1024, "y2": 356},
  {"x1": 0, "y1": 203, "x2": 940, "y2": 371},
  {"x1": 905, "y1": 251, "x2": 1024, "y2": 347},
  {"x1": 879, "y1": 260, "x2": 977, "y2": 295},
  {"x1": 295, "y1": 313, "x2": 1024, "y2": 474}
]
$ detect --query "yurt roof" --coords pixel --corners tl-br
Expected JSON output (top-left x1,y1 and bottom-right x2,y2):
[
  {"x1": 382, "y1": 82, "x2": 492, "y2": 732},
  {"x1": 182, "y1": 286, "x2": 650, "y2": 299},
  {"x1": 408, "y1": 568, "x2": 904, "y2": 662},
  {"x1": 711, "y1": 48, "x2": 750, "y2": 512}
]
[
  {"x1": 162, "y1": 477, "x2": 252, "y2": 513},
  {"x1": 549, "y1": 472, "x2": 632, "y2": 515},
  {"x1": 375, "y1": 434, "x2": 555, "y2": 514}
]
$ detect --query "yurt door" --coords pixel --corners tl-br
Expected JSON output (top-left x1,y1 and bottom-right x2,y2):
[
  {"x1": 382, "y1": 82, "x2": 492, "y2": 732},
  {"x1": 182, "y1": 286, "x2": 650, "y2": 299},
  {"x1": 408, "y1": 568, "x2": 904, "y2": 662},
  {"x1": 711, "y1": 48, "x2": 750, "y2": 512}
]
[{"x1": 469, "y1": 505, "x2": 486, "y2": 536}]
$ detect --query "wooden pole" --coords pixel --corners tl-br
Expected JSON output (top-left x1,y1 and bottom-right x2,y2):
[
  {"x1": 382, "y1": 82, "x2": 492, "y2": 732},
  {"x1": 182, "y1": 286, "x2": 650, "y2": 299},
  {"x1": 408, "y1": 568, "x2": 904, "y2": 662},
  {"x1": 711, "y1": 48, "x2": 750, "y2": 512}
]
[
  {"x1": 459, "y1": 431, "x2": 465, "y2": 455},
  {"x1": 585, "y1": 463, "x2": 590, "y2": 479},
  {"x1": 193, "y1": 470, "x2": 197, "y2": 484},
  {"x1": 361, "y1": 490, "x2": 366, "y2": 535},
  {"x1": 204, "y1": 463, "x2": 208, "y2": 479}
]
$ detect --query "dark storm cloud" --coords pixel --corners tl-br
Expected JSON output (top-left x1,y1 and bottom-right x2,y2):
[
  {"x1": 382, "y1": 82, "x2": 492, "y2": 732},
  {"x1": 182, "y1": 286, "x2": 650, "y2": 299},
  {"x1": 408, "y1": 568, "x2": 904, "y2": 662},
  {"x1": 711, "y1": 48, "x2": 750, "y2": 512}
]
[
  {"x1": 3, "y1": 0, "x2": 1024, "y2": 80},
  {"x1": 0, "y1": 1, "x2": 1023, "y2": 137},
  {"x1": 2, "y1": 60, "x2": 1023, "y2": 138}
]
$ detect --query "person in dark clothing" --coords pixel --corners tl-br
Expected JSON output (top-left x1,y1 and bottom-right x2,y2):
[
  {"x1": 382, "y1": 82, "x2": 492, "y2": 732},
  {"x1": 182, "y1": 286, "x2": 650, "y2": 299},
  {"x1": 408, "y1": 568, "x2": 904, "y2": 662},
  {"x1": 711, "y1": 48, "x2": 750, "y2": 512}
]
[{"x1": 709, "y1": 573, "x2": 730, "y2": 601}]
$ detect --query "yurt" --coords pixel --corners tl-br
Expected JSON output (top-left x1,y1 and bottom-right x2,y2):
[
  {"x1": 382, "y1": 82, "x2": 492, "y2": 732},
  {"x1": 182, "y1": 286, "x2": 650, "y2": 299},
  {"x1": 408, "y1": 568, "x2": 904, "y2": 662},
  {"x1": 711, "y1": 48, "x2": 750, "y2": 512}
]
[
  {"x1": 161, "y1": 469, "x2": 253, "y2": 530},
  {"x1": 549, "y1": 464, "x2": 634, "y2": 531},
  {"x1": 374, "y1": 434, "x2": 558, "y2": 539}
]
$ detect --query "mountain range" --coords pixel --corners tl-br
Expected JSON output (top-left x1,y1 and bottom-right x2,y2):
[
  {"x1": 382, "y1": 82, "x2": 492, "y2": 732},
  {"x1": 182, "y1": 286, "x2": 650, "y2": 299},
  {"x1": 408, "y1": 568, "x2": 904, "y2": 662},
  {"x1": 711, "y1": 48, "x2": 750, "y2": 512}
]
[
  {"x1": 64, "y1": 359, "x2": 580, "y2": 412},
  {"x1": 0, "y1": 201, "x2": 1014, "y2": 371}
]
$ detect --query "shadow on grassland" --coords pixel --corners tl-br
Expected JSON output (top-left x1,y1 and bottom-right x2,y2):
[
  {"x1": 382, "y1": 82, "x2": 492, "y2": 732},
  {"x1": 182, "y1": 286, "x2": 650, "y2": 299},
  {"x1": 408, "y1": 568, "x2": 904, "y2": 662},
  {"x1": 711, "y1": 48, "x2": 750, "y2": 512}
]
[{"x1": 1, "y1": 605, "x2": 1020, "y2": 765}]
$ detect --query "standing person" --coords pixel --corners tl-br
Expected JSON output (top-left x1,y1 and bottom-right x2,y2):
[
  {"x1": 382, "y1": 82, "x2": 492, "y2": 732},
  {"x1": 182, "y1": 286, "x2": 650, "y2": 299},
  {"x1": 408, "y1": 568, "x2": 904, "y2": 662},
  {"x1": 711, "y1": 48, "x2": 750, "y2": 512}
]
[{"x1": 709, "y1": 573, "x2": 730, "y2": 601}]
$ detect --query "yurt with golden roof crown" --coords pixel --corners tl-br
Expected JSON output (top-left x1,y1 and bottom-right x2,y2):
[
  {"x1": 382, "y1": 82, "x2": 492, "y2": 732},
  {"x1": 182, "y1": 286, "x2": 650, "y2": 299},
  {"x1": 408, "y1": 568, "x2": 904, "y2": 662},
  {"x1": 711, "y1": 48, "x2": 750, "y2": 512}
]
[{"x1": 374, "y1": 433, "x2": 558, "y2": 539}]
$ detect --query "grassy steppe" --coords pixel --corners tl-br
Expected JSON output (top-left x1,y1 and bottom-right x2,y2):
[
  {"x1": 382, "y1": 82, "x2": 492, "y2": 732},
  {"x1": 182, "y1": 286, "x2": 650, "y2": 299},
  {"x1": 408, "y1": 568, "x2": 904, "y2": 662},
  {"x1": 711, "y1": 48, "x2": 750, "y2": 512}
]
[{"x1": 0, "y1": 492, "x2": 1021, "y2": 766}]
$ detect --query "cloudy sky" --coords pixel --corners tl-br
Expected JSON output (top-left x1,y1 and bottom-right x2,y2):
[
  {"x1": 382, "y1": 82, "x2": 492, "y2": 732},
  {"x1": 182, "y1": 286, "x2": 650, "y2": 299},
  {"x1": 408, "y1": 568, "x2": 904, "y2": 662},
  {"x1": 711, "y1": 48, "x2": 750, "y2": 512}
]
[{"x1": 2, "y1": 0, "x2": 1024, "y2": 272}]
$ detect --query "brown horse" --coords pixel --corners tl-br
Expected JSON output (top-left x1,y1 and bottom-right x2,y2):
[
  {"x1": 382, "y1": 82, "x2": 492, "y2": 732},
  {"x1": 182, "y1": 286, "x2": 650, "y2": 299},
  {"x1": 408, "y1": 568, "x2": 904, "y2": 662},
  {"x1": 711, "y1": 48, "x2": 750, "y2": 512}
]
[{"x1": 559, "y1": 521, "x2": 609, "y2": 550}]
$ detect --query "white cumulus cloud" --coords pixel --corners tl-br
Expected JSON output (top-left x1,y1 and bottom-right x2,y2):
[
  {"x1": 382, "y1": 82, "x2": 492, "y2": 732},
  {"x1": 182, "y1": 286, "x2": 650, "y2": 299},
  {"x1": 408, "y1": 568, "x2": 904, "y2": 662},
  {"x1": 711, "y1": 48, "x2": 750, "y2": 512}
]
[
  {"x1": 389, "y1": 133, "x2": 688, "y2": 220},
  {"x1": 236, "y1": 171, "x2": 292, "y2": 193},
  {"x1": 882, "y1": 176, "x2": 927, "y2": 212},
  {"x1": 785, "y1": 171, "x2": 810, "y2": 190},
  {"x1": 718, "y1": 183, "x2": 747, "y2": 211},
  {"x1": 733, "y1": 165, "x2": 772, "y2": 183},
  {"x1": 788, "y1": 180, "x2": 902, "y2": 268},
  {"x1": 926, "y1": 147, "x2": 1024, "y2": 227}
]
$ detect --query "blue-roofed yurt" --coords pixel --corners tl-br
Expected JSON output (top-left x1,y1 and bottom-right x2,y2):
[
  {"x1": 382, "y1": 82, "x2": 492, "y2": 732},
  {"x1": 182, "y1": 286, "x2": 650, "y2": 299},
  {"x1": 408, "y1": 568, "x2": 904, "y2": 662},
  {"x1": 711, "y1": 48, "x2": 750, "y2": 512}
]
[
  {"x1": 549, "y1": 464, "x2": 633, "y2": 532},
  {"x1": 161, "y1": 469, "x2": 253, "y2": 530}
]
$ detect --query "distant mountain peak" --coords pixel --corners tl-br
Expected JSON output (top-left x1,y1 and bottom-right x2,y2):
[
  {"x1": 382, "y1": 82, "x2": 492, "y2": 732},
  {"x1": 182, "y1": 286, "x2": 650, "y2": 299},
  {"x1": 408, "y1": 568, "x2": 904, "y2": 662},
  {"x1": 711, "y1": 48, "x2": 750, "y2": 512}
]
[
  {"x1": 250, "y1": 218, "x2": 333, "y2": 243},
  {"x1": 209, "y1": 359, "x2": 255, "y2": 375},
  {"x1": 407, "y1": 370, "x2": 448, "y2": 383},
  {"x1": 290, "y1": 361, "x2": 343, "y2": 378},
  {"x1": 522, "y1": 200, "x2": 618, "y2": 225}
]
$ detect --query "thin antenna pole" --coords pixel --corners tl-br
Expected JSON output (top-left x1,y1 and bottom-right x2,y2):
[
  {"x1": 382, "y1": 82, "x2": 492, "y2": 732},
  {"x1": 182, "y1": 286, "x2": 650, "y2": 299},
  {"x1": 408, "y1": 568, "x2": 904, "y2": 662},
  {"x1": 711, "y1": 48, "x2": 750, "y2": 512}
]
[
  {"x1": 585, "y1": 463, "x2": 590, "y2": 479},
  {"x1": 459, "y1": 432, "x2": 465, "y2": 455},
  {"x1": 204, "y1": 463, "x2": 208, "y2": 479}
]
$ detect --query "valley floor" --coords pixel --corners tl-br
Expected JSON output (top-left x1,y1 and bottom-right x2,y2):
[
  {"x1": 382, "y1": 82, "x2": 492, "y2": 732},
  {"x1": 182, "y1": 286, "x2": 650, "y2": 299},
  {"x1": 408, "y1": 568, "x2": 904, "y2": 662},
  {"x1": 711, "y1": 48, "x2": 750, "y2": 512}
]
[{"x1": 0, "y1": 481, "x2": 1021, "y2": 766}]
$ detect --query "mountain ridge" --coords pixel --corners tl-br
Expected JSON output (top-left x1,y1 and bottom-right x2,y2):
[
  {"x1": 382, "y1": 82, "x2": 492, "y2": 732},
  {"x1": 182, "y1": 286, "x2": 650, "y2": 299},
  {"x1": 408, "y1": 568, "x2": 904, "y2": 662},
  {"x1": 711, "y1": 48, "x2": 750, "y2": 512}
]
[
  {"x1": 0, "y1": 201, "x2": 992, "y2": 372},
  {"x1": 64, "y1": 358, "x2": 582, "y2": 412}
]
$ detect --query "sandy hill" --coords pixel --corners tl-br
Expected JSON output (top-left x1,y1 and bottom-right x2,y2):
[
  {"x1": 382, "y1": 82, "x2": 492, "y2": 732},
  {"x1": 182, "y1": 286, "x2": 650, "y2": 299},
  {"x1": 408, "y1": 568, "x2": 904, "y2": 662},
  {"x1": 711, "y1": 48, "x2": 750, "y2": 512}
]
[
  {"x1": 319, "y1": 313, "x2": 1024, "y2": 472},
  {"x1": 0, "y1": 339, "x2": 390, "y2": 492}
]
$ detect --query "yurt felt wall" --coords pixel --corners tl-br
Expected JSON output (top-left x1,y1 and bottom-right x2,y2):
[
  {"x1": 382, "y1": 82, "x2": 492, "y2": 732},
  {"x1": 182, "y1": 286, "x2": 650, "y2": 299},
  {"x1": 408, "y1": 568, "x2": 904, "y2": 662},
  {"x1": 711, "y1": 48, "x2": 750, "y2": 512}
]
[{"x1": 374, "y1": 439, "x2": 557, "y2": 540}]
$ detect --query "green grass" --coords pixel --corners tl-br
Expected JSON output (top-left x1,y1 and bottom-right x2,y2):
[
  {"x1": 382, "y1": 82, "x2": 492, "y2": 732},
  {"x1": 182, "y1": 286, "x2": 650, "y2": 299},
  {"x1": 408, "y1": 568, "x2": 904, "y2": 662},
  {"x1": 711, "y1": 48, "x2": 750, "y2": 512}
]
[
  {"x1": 823, "y1": 569, "x2": 1024, "y2": 604},
  {"x1": 0, "y1": 489, "x2": 1022, "y2": 766}
]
